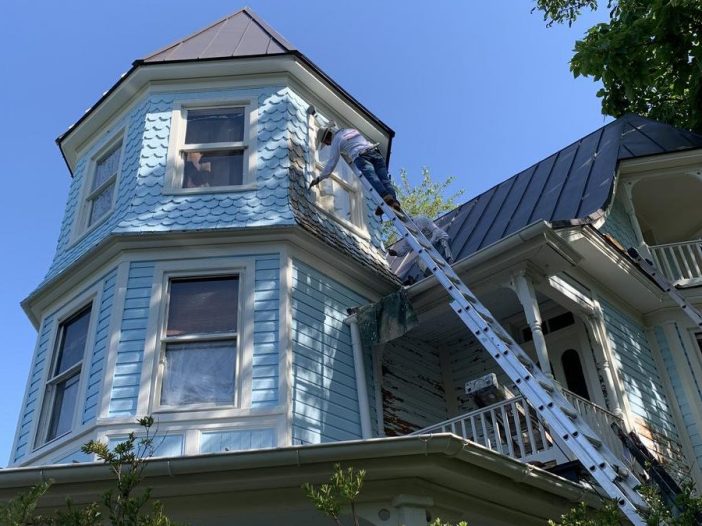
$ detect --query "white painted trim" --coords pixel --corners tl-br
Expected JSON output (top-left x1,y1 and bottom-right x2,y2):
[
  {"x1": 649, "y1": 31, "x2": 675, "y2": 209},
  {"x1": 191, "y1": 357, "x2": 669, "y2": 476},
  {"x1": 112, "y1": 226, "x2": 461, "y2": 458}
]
[
  {"x1": 347, "y1": 315, "x2": 372, "y2": 439},
  {"x1": 278, "y1": 248, "x2": 294, "y2": 446}
]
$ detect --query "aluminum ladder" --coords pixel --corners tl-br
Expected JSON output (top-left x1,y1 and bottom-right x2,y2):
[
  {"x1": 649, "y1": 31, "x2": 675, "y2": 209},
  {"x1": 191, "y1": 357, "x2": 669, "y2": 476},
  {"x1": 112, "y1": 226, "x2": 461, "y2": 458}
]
[
  {"x1": 627, "y1": 247, "x2": 702, "y2": 329},
  {"x1": 360, "y1": 179, "x2": 648, "y2": 525}
]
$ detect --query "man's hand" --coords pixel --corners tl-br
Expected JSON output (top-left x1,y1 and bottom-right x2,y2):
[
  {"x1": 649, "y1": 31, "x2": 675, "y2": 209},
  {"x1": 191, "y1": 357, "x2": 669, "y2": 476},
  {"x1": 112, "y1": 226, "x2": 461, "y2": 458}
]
[{"x1": 309, "y1": 176, "x2": 322, "y2": 189}]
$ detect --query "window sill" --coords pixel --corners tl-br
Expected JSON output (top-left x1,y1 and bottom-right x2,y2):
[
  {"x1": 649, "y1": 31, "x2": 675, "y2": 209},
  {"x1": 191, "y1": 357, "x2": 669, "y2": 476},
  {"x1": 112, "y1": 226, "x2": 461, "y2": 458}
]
[
  {"x1": 148, "y1": 405, "x2": 285, "y2": 422},
  {"x1": 309, "y1": 202, "x2": 371, "y2": 242},
  {"x1": 163, "y1": 183, "x2": 258, "y2": 195}
]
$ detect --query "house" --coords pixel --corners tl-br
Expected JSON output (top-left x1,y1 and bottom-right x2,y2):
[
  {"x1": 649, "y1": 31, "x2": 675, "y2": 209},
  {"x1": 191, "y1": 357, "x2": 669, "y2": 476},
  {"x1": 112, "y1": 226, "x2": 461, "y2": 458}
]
[{"x1": 3, "y1": 7, "x2": 702, "y2": 525}]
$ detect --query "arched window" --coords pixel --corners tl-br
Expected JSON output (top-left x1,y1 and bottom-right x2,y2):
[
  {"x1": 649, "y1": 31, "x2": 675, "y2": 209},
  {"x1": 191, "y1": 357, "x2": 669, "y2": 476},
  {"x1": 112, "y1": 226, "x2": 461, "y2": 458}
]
[{"x1": 561, "y1": 349, "x2": 590, "y2": 400}]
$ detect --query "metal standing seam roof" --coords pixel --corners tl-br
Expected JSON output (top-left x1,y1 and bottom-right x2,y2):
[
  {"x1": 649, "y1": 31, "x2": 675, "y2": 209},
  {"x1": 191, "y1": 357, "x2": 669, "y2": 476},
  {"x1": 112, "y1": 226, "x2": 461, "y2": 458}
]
[{"x1": 390, "y1": 114, "x2": 702, "y2": 277}]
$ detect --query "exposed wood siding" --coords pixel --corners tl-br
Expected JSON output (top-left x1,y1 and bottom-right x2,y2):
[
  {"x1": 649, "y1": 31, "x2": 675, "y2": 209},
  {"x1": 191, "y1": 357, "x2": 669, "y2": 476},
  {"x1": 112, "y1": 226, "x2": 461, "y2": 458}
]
[
  {"x1": 12, "y1": 314, "x2": 56, "y2": 463},
  {"x1": 382, "y1": 338, "x2": 447, "y2": 435},
  {"x1": 600, "y1": 198, "x2": 638, "y2": 250},
  {"x1": 200, "y1": 428, "x2": 275, "y2": 453},
  {"x1": 599, "y1": 299, "x2": 683, "y2": 464},
  {"x1": 252, "y1": 256, "x2": 280, "y2": 407},
  {"x1": 82, "y1": 269, "x2": 118, "y2": 424},
  {"x1": 109, "y1": 262, "x2": 154, "y2": 416},
  {"x1": 290, "y1": 260, "x2": 369, "y2": 444},
  {"x1": 655, "y1": 325, "x2": 702, "y2": 465}
]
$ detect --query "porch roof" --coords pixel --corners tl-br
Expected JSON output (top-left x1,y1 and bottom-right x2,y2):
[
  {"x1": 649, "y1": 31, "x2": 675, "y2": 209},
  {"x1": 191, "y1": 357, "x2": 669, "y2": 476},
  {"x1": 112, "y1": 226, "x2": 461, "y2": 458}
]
[{"x1": 390, "y1": 115, "x2": 702, "y2": 278}]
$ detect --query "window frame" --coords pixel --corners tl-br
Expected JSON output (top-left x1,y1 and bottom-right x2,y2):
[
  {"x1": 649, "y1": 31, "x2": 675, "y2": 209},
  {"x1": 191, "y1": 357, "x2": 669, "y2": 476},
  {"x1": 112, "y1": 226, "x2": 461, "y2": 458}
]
[
  {"x1": 165, "y1": 101, "x2": 257, "y2": 194},
  {"x1": 76, "y1": 134, "x2": 125, "y2": 237},
  {"x1": 307, "y1": 116, "x2": 369, "y2": 238},
  {"x1": 150, "y1": 262, "x2": 251, "y2": 414},
  {"x1": 33, "y1": 298, "x2": 97, "y2": 450}
]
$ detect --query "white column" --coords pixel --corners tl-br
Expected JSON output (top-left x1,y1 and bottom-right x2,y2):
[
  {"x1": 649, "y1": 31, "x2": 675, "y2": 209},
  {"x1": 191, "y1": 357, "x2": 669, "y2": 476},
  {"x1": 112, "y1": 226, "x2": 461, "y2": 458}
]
[
  {"x1": 584, "y1": 314, "x2": 624, "y2": 420},
  {"x1": 347, "y1": 315, "x2": 373, "y2": 439},
  {"x1": 511, "y1": 272, "x2": 552, "y2": 378},
  {"x1": 621, "y1": 180, "x2": 652, "y2": 258},
  {"x1": 392, "y1": 495, "x2": 434, "y2": 526}
]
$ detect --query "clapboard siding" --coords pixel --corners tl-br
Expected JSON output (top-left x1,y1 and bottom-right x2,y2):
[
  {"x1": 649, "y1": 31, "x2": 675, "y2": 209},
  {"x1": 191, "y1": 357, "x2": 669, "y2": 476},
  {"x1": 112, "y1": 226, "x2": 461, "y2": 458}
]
[
  {"x1": 599, "y1": 299, "x2": 683, "y2": 463},
  {"x1": 109, "y1": 262, "x2": 155, "y2": 416},
  {"x1": 12, "y1": 314, "x2": 56, "y2": 463},
  {"x1": 291, "y1": 260, "x2": 369, "y2": 444},
  {"x1": 600, "y1": 198, "x2": 638, "y2": 250},
  {"x1": 252, "y1": 256, "x2": 280, "y2": 407},
  {"x1": 382, "y1": 338, "x2": 447, "y2": 435},
  {"x1": 83, "y1": 269, "x2": 118, "y2": 424},
  {"x1": 655, "y1": 325, "x2": 702, "y2": 464}
]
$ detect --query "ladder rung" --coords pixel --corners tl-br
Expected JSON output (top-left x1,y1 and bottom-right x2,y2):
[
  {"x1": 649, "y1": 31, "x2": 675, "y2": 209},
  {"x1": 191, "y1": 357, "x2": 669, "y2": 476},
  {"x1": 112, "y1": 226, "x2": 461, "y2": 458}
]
[
  {"x1": 585, "y1": 434, "x2": 603, "y2": 449},
  {"x1": 560, "y1": 405, "x2": 578, "y2": 420},
  {"x1": 516, "y1": 353, "x2": 534, "y2": 369},
  {"x1": 538, "y1": 380, "x2": 555, "y2": 393}
]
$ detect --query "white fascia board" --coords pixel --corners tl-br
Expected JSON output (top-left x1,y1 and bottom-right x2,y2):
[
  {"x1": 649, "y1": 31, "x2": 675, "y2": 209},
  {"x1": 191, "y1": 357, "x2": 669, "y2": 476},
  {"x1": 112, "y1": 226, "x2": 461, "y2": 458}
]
[
  {"x1": 59, "y1": 56, "x2": 392, "y2": 173},
  {"x1": 619, "y1": 148, "x2": 702, "y2": 178},
  {"x1": 22, "y1": 227, "x2": 397, "y2": 328}
]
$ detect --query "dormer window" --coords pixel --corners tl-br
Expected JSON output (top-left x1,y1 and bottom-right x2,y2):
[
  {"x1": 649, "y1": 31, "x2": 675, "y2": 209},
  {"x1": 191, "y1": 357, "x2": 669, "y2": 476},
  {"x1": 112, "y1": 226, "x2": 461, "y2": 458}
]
[
  {"x1": 309, "y1": 117, "x2": 366, "y2": 232},
  {"x1": 167, "y1": 104, "x2": 256, "y2": 192}
]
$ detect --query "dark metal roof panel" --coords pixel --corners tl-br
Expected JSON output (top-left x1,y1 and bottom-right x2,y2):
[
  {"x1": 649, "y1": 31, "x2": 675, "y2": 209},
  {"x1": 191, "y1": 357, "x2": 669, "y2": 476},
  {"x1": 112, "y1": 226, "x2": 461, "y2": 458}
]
[
  {"x1": 391, "y1": 114, "x2": 702, "y2": 278},
  {"x1": 142, "y1": 7, "x2": 295, "y2": 63}
]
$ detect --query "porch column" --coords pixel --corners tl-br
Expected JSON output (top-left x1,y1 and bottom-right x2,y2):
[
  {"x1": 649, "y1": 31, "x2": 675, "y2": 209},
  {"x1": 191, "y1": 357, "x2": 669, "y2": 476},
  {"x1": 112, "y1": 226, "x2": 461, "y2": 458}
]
[
  {"x1": 510, "y1": 272, "x2": 553, "y2": 379},
  {"x1": 584, "y1": 314, "x2": 625, "y2": 421},
  {"x1": 392, "y1": 495, "x2": 434, "y2": 526}
]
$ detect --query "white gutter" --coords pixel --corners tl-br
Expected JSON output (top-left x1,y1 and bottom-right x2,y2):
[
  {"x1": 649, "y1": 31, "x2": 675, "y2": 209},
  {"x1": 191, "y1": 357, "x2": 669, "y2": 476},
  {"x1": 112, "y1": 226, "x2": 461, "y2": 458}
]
[
  {"x1": 406, "y1": 221, "x2": 552, "y2": 297},
  {"x1": 346, "y1": 314, "x2": 372, "y2": 438}
]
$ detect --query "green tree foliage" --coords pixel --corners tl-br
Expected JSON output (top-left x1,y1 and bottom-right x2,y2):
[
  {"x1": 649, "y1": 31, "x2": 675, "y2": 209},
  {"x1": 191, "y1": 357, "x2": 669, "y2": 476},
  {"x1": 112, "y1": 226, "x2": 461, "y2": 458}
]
[
  {"x1": 302, "y1": 464, "x2": 366, "y2": 526},
  {"x1": 533, "y1": 0, "x2": 702, "y2": 133},
  {"x1": 384, "y1": 167, "x2": 463, "y2": 243},
  {"x1": 0, "y1": 417, "x2": 178, "y2": 526}
]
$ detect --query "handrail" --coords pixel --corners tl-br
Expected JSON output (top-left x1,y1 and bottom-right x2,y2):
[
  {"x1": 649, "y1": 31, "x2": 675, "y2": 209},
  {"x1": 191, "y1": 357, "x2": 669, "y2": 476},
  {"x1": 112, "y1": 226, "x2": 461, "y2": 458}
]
[{"x1": 649, "y1": 239, "x2": 702, "y2": 283}]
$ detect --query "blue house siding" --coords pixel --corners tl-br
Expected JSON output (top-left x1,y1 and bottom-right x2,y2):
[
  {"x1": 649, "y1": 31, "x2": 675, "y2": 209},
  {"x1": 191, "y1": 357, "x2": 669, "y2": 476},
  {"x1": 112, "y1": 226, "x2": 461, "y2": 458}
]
[
  {"x1": 599, "y1": 299, "x2": 681, "y2": 457},
  {"x1": 46, "y1": 87, "x2": 297, "y2": 282},
  {"x1": 656, "y1": 325, "x2": 702, "y2": 465},
  {"x1": 109, "y1": 262, "x2": 154, "y2": 416},
  {"x1": 12, "y1": 314, "x2": 56, "y2": 463},
  {"x1": 252, "y1": 256, "x2": 281, "y2": 407},
  {"x1": 600, "y1": 198, "x2": 638, "y2": 250},
  {"x1": 82, "y1": 268, "x2": 118, "y2": 424},
  {"x1": 200, "y1": 428, "x2": 275, "y2": 454},
  {"x1": 291, "y1": 260, "x2": 369, "y2": 444}
]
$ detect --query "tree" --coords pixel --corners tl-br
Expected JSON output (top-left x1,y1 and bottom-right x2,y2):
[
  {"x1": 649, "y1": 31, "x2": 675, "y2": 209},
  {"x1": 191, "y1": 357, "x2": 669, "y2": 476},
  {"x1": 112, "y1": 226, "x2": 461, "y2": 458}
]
[
  {"x1": 0, "y1": 417, "x2": 178, "y2": 526},
  {"x1": 533, "y1": 0, "x2": 702, "y2": 133},
  {"x1": 384, "y1": 167, "x2": 463, "y2": 243}
]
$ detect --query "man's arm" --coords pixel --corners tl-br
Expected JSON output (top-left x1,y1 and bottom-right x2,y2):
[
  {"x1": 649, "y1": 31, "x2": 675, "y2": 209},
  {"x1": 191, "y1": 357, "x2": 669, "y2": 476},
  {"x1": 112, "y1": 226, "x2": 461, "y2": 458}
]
[{"x1": 309, "y1": 133, "x2": 342, "y2": 188}]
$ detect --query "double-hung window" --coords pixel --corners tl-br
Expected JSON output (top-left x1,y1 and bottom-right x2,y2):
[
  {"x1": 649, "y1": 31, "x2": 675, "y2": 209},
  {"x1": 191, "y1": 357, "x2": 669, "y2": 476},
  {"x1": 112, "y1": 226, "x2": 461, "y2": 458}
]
[
  {"x1": 86, "y1": 142, "x2": 121, "y2": 228},
  {"x1": 159, "y1": 276, "x2": 240, "y2": 407},
  {"x1": 170, "y1": 106, "x2": 252, "y2": 190},
  {"x1": 37, "y1": 305, "x2": 92, "y2": 446},
  {"x1": 309, "y1": 118, "x2": 364, "y2": 229}
]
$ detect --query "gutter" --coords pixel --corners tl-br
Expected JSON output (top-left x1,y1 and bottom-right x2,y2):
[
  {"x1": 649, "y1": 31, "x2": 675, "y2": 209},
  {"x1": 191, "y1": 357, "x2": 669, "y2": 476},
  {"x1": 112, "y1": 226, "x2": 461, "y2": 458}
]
[
  {"x1": 345, "y1": 314, "x2": 373, "y2": 438},
  {"x1": 0, "y1": 434, "x2": 593, "y2": 504},
  {"x1": 406, "y1": 220, "x2": 553, "y2": 297}
]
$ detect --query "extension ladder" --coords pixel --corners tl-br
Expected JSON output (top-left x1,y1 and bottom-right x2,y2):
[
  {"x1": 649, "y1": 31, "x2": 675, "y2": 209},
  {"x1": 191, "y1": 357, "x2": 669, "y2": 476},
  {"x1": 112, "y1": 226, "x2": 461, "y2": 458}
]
[
  {"x1": 627, "y1": 247, "x2": 702, "y2": 329},
  {"x1": 359, "y1": 179, "x2": 649, "y2": 525}
]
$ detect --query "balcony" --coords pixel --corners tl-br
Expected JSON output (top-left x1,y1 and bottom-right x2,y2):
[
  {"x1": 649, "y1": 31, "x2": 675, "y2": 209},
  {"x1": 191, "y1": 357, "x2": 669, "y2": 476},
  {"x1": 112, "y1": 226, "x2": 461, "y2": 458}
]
[
  {"x1": 413, "y1": 388, "x2": 631, "y2": 469},
  {"x1": 650, "y1": 239, "x2": 702, "y2": 285}
]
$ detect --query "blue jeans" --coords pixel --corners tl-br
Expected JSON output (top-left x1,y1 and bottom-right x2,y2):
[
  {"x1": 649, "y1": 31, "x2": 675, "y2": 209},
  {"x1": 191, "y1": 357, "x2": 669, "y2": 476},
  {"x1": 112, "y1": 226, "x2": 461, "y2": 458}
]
[{"x1": 353, "y1": 148, "x2": 397, "y2": 200}]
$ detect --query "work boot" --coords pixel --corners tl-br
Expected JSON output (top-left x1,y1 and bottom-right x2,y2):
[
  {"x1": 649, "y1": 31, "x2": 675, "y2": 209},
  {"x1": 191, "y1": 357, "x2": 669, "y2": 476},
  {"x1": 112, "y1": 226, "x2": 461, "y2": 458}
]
[{"x1": 375, "y1": 195, "x2": 396, "y2": 216}]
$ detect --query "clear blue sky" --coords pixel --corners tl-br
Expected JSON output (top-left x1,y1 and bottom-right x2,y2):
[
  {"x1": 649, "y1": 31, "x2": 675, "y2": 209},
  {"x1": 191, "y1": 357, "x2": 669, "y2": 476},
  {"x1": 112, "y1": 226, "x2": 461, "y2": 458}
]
[{"x1": 0, "y1": 0, "x2": 608, "y2": 465}]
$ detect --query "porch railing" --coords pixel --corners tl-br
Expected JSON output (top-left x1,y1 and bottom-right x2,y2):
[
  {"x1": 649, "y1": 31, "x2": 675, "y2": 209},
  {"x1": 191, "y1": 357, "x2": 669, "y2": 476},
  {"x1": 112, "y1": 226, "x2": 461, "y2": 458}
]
[
  {"x1": 413, "y1": 390, "x2": 630, "y2": 467},
  {"x1": 650, "y1": 239, "x2": 702, "y2": 284},
  {"x1": 561, "y1": 389, "x2": 628, "y2": 465},
  {"x1": 411, "y1": 396, "x2": 563, "y2": 463}
]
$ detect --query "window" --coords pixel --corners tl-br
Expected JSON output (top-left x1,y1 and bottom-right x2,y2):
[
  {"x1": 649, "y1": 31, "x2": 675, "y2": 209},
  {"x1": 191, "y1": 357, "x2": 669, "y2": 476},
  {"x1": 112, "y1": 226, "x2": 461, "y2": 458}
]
[
  {"x1": 159, "y1": 276, "x2": 239, "y2": 407},
  {"x1": 170, "y1": 105, "x2": 253, "y2": 190},
  {"x1": 309, "y1": 117, "x2": 365, "y2": 228},
  {"x1": 36, "y1": 305, "x2": 92, "y2": 445},
  {"x1": 86, "y1": 142, "x2": 121, "y2": 228}
]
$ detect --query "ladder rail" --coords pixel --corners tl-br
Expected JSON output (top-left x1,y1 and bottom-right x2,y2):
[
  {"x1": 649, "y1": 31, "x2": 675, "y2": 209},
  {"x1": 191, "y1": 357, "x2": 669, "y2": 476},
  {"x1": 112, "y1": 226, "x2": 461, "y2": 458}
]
[{"x1": 352, "y1": 169, "x2": 648, "y2": 525}]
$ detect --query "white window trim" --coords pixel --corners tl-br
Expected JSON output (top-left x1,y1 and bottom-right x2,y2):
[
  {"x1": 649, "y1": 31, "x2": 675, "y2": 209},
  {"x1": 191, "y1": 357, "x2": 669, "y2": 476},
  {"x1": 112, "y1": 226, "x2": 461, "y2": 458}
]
[
  {"x1": 307, "y1": 115, "x2": 370, "y2": 239},
  {"x1": 73, "y1": 132, "x2": 126, "y2": 243},
  {"x1": 32, "y1": 289, "x2": 101, "y2": 451},
  {"x1": 165, "y1": 100, "x2": 258, "y2": 194},
  {"x1": 145, "y1": 258, "x2": 255, "y2": 416}
]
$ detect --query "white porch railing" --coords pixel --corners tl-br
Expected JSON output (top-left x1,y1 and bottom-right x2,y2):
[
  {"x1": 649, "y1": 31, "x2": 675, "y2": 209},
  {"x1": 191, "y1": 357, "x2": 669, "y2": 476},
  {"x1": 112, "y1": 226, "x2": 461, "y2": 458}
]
[
  {"x1": 411, "y1": 396, "x2": 563, "y2": 463},
  {"x1": 413, "y1": 390, "x2": 630, "y2": 467},
  {"x1": 650, "y1": 240, "x2": 702, "y2": 284},
  {"x1": 561, "y1": 389, "x2": 628, "y2": 465}
]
